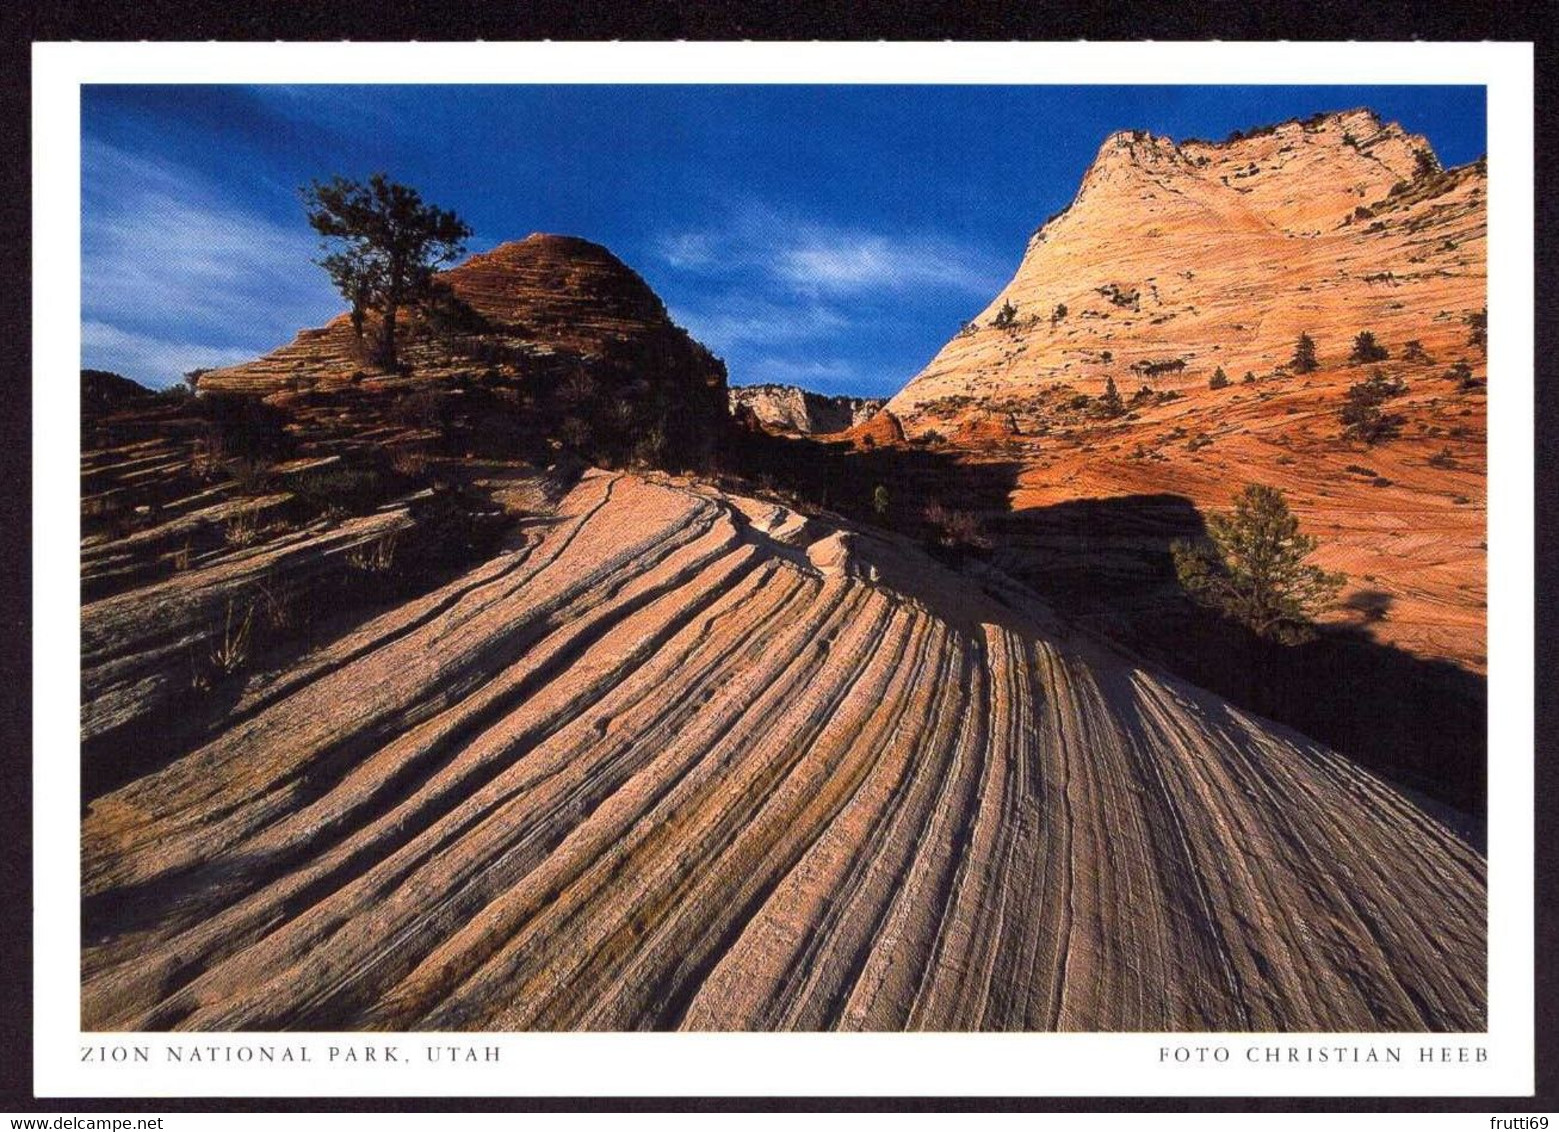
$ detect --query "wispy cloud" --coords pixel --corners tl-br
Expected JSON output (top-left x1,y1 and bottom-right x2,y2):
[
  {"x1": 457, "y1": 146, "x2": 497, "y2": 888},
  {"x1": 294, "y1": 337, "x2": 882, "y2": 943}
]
[
  {"x1": 654, "y1": 201, "x2": 1005, "y2": 300},
  {"x1": 81, "y1": 140, "x2": 342, "y2": 380},
  {"x1": 650, "y1": 201, "x2": 1004, "y2": 393},
  {"x1": 657, "y1": 232, "x2": 720, "y2": 270},
  {"x1": 740, "y1": 356, "x2": 861, "y2": 393},
  {"x1": 773, "y1": 230, "x2": 1001, "y2": 298},
  {"x1": 669, "y1": 296, "x2": 848, "y2": 350},
  {"x1": 82, "y1": 320, "x2": 257, "y2": 388}
]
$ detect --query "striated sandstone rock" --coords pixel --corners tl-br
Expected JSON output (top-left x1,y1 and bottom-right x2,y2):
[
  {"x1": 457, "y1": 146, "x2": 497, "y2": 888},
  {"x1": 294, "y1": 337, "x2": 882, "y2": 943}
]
[
  {"x1": 195, "y1": 233, "x2": 731, "y2": 467},
  {"x1": 878, "y1": 109, "x2": 1486, "y2": 673}
]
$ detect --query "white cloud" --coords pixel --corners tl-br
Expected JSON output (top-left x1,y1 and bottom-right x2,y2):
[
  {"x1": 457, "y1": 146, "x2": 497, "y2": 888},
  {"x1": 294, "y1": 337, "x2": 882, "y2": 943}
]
[
  {"x1": 656, "y1": 232, "x2": 719, "y2": 270},
  {"x1": 669, "y1": 296, "x2": 848, "y2": 350},
  {"x1": 775, "y1": 230, "x2": 1001, "y2": 298},
  {"x1": 81, "y1": 320, "x2": 257, "y2": 388},
  {"x1": 655, "y1": 201, "x2": 1005, "y2": 300}
]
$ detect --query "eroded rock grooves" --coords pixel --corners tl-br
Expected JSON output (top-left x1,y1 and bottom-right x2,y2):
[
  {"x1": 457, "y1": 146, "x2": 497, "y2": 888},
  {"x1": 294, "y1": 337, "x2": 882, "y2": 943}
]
[{"x1": 83, "y1": 471, "x2": 1485, "y2": 1032}]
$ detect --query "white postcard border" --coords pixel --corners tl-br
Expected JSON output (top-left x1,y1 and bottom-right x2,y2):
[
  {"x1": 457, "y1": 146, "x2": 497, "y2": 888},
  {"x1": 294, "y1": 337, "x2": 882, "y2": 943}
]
[{"x1": 32, "y1": 39, "x2": 1536, "y2": 1097}]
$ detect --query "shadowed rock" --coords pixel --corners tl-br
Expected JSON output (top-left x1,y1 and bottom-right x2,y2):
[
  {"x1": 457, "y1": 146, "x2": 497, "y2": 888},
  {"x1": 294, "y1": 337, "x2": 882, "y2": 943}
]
[{"x1": 81, "y1": 471, "x2": 1485, "y2": 1033}]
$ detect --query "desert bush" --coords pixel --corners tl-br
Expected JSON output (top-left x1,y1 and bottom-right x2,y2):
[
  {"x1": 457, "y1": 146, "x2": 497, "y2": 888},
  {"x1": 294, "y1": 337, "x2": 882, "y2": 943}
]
[
  {"x1": 389, "y1": 445, "x2": 430, "y2": 477},
  {"x1": 1172, "y1": 483, "x2": 1344, "y2": 643},
  {"x1": 558, "y1": 416, "x2": 594, "y2": 451},
  {"x1": 1208, "y1": 367, "x2": 1230, "y2": 390},
  {"x1": 871, "y1": 484, "x2": 890, "y2": 517},
  {"x1": 632, "y1": 423, "x2": 669, "y2": 469},
  {"x1": 992, "y1": 300, "x2": 1018, "y2": 329},
  {"x1": 1348, "y1": 331, "x2": 1389, "y2": 364},
  {"x1": 1290, "y1": 332, "x2": 1320, "y2": 374},
  {"x1": 347, "y1": 529, "x2": 399, "y2": 574},
  {"x1": 390, "y1": 389, "x2": 443, "y2": 431},
  {"x1": 198, "y1": 395, "x2": 292, "y2": 460},
  {"x1": 223, "y1": 505, "x2": 262, "y2": 548},
  {"x1": 294, "y1": 467, "x2": 390, "y2": 518},
  {"x1": 1402, "y1": 339, "x2": 1430, "y2": 363},
  {"x1": 191, "y1": 434, "x2": 227, "y2": 481},
  {"x1": 923, "y1": 501, "x2": 990, "y2": 551},
  {"x1": 1339, "y1": 370, "x2": 1408, "y2": 444},
  {"x1": 208, "y1": 598, "x2": 256, "y2": 676},
  {"x1": 254, "y1": 576, "x2": 298, "y2": 632},
  {"x1": 557, "y1": 368, "x2": 600, "y2": 407},
  {"x1": 227, "y1": 456, "x2": 274, "y2": 496},
  {"x1": 1427, "y1": 447, "x2": 1458, "y2": 469}
]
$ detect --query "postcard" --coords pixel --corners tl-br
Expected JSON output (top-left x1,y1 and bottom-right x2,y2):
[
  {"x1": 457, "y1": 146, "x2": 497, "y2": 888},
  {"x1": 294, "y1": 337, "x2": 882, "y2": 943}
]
[{"x1": 32, "y1": 39, "x2": 1535, "y2": 1098}]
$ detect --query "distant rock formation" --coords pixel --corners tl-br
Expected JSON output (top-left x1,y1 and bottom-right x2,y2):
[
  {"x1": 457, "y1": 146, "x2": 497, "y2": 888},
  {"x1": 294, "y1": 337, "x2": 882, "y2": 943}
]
[
  {"x1": 196, "y1": 234, "x2": 731, "y2": 469},
  {"x1": 729, "y1": 383, "x2": 886, "y2": 435},
  {"x1": 888, "y1": 108, "x2": 1483, "y2": 426},
  {"x1": 875, "y1": 107, "x2": 1487, "y2": 676}
]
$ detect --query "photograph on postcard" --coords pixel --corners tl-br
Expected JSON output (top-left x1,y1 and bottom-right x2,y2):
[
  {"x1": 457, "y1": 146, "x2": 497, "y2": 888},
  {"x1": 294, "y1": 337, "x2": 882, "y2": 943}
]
[{"x1": 72, "y1": 79, "x2": 1496, "y2": 1036}]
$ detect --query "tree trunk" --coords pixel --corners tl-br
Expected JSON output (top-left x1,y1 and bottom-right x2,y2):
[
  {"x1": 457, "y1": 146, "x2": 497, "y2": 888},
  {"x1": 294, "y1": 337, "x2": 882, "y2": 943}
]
[{"x1": 377, "y1": 302, "x2": 399, "y2": 368}]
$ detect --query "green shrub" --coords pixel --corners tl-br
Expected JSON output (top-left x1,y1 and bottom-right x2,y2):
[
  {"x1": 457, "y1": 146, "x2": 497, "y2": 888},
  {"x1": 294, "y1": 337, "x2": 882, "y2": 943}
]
[
  {"x1": 1349, "y1": 331, "x2": 1389, "y2": 364},
  {"x1": 294, "y1": 467, "x2": 390, "y2": 517},
  {"x1": 1339, "y1": 370, "x2": 1408, "y2": 444},
  {"x1": 1290, "y1": 333, "x2": 1320, "y2": 374},
  {"x1": 1171, "y1": 483, "x2": 1344, "y2": 643}
]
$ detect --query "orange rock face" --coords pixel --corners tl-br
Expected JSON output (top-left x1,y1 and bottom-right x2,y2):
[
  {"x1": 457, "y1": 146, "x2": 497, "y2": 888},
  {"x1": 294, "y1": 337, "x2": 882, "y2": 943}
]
[{"x1": 883, "y1": 108, "x2": 1486, "y2": 674}]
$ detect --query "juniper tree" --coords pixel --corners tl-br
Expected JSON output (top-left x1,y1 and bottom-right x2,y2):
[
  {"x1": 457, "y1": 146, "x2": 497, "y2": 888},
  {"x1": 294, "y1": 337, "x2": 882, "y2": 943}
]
[
  {"x1": 1349, "y1": 330, "x2": 1389, "y2": 364},
  {"x1": 301, "y1": 174, "x2": 472, "y2": 368},
  {"x1": 1097, "y1": 374, "x2": 1125, "y2": 418},
  {"x1": 1290, "y1": 332, "x2": 1319, "y2": 374},
  {"x1": 872, "y1": 484, "x2": 890, "y2": 517},
  {"x1": 1339, "y1": 370, "x2": 1408, "y2": 444},
  {"x1": 1171, "y1": 484, "x2": 1345, "y2": 644},
  {"x1": 1466, "y1": 307, "x2": 1487, "y2": 352}
]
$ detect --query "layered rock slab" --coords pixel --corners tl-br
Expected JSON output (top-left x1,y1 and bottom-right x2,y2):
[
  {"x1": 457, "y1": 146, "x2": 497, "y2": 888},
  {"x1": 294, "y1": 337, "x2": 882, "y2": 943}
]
[{"x1": 82, "y1": 471, "x2": 1485, "y2": 1032}]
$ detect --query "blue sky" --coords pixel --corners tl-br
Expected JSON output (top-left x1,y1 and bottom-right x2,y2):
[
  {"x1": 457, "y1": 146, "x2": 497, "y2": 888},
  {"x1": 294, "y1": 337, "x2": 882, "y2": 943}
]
[{"x1": 81, "y1": 85, "x2": 1486, "y2": 394}]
